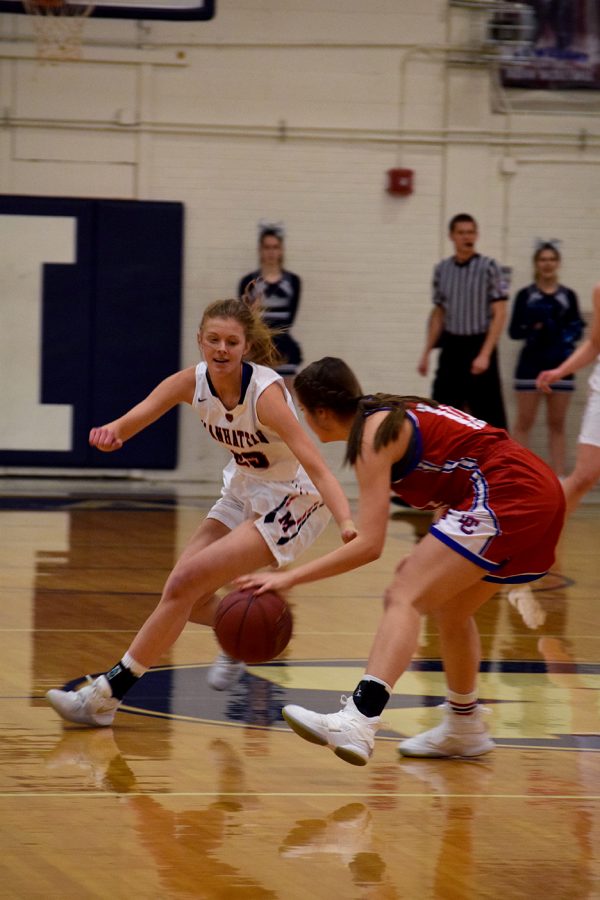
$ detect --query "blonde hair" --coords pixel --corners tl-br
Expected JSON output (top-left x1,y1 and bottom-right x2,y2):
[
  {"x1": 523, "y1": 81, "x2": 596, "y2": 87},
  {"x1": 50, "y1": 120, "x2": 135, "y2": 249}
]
[{"x1": 199, "y1": 297, "x2": 281, "y2": 369}]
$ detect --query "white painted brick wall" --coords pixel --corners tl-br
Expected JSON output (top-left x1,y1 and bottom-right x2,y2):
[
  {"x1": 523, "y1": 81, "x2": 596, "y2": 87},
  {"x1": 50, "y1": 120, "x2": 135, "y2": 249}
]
[{"x1": 1, "y1": 0, "x2": 599, "y2": 495}]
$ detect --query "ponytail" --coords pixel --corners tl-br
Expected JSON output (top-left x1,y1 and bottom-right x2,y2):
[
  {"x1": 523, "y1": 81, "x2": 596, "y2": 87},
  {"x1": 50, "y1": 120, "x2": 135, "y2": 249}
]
[
  {"x1": 295, "y1": 358, "x2": 437, "y2": 466},
  {"x1": 346, "y1": 393, "x2": 437, "y2": 465}
]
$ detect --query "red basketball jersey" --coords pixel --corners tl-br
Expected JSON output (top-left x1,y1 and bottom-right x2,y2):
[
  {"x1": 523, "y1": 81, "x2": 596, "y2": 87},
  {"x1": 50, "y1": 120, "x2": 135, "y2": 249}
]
[
  {"x1": 391, "y1": 404, "x2": 564, "y2": 582},
  {"x1": 391, "y1": 404, "x2": 506, "y2": 510}
]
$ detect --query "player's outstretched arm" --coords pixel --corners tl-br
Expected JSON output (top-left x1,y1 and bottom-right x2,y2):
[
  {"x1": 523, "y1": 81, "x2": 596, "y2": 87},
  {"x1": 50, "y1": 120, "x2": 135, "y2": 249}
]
[{"x1": 89, "y1": 367, "x2": 196, "y2": 451}]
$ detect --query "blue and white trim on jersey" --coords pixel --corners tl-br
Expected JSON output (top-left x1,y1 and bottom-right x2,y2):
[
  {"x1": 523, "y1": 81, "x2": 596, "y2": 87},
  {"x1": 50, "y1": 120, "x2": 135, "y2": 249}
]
[
  {"x1": 423, "y1": 456, "x2": 502, "y2": 566},
  {"x1": 414, "y1": 404, "x2": 487, "y2": 430},
  {"x1": 421, "y1": 454, "x2": 550, "y2": 583}
]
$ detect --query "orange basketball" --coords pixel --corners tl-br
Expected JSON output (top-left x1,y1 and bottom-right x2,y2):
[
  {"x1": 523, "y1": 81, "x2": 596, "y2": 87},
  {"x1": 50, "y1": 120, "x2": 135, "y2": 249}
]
[{"x1": 214, "y1": 589, "x2": 293, "y2": 664}]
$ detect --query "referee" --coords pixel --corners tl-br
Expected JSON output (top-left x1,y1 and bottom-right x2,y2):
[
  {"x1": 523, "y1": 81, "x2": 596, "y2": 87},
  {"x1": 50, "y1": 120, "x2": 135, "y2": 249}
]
[{"x1": 418, "y1": 213, "x2": 508, "y2": 429}]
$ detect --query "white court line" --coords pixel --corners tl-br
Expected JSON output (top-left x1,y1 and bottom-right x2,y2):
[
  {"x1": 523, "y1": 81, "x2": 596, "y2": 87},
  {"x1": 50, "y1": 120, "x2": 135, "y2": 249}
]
[{"x1": 1, "y1": 791, "x2": 599, "y2": 800}]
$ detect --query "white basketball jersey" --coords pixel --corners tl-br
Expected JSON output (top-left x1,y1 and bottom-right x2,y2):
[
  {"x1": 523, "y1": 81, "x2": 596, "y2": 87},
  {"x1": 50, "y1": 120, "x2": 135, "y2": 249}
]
[{"x1": 192, "y1": 361, "x2": 302, "y2": 482}]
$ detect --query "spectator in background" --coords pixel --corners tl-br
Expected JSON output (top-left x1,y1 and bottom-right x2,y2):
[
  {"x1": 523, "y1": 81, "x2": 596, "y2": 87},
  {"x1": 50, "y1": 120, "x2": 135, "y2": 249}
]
[
  {"x1": 537, "y1": 280, "x2": 600, "y2": 514},
  {"x1": 417, "y1": 214, "x2": 508, "y2": 429},
  {"x1": 509, "y1": 242, "x2": 584, "y2": 476},
  {"x1": 239, "y1": 222, "x2": 302, "y2": 392}
]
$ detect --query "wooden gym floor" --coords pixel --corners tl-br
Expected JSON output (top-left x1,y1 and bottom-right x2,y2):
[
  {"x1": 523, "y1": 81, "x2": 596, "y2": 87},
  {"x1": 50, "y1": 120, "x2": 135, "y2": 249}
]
[{"x1": 1, "y1": 481, "x2": 599, "y2": 899}]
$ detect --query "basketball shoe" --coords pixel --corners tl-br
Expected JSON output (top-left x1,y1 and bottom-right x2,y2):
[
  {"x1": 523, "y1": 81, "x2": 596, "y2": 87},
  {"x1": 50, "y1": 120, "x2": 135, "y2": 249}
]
[
  {"x1": 46, "y1": 675, "x2": 121, "y2": 727},
  {"x1": 206, "y1": 652, "x2": 246, "y2": 691},
  {"x1": 398, "y1": 703, "x2": 494, "y2": 758},
  {"x1": 282, "y1": 695, "x2": 381, "y2": 766}
]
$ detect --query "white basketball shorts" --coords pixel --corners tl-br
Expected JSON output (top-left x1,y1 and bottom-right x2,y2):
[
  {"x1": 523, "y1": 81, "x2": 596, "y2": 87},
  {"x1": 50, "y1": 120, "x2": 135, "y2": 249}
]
[{"x1": 207, "y1": 466, "x2": 331, "y2": 567}]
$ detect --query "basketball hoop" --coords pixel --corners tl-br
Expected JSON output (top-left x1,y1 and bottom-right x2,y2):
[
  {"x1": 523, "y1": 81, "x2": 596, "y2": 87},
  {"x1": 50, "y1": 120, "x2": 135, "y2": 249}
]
[{"x1": 22, "y1": 0, "x2": 95, "y2": 62}]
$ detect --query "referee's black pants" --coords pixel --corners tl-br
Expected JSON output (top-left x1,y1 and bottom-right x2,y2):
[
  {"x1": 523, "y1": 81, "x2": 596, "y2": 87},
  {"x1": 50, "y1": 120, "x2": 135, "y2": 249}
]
[{"x1": 432, "y1": 332, "x2": 507, "y2": 430}]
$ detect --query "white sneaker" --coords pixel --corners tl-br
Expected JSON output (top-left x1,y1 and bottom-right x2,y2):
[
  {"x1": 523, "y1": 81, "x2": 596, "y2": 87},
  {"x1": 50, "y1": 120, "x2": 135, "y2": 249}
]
[
  {"x1": 398, "y1": 703, "x2": 494, "y2": 758},
  {"x1": 206, "y1": 653, "x2": 246, "y2": 691},
  {"x1": 507, "y1": 586, "x2": 546, "y2": 630},
  {"x1": 46, "y1": 675, "x2": 121, "y2": 727},
  {"x1": 282, "y1": 696, "x2": 380, "y2": 766}
]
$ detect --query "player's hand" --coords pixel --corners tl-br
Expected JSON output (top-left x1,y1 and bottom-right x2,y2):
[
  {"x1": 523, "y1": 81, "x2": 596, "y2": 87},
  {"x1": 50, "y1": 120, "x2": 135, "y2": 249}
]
[
  {"x1": 417, "y1": 353, "x2": 429, "y2": 376},
  {"x1": 340, "y1": 519, "x2": 357, "y2": 543},
  {"x1": 234, "y1": 570, "x2": 295, "y2": 596},
  {"x1": 89, "y1": 426, "x2": 124, "y2": 452},
  {"x1": 536, "y1": 368, "x2": 561, "y2": 393},
  {"x1": 471, "y1": 352, "x2": 490, "y2": 375}
]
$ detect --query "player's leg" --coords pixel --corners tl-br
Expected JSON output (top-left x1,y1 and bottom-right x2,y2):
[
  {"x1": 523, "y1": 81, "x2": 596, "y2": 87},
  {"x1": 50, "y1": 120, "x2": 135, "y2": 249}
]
[
  {"x1": 138, "y1": 510, "x2": 291, "y2": 693},
  {"x1": 512, "y1": 390, "x2": 541, "y2": 450},
  {"x1": 283, "y1": 535, "x2": 490, "y2": 765},
  {"x1": 545, "y1": 389, "x2": 571, "y2": 476},
  {"x1": 561, "y1": 388, "x2": 600, "y2": 513},
  {"x1": 363, "y1": 536, "x2": 489, "y2": 686},
  {"x1": 561, "y1": 442, "x2": 600, "y2": 514},
  {"x1": 129, "y1": 518, "x2": 276, "y2": 663},
  {"x1": 398, "y1": 580, "x2": 498, "y2": 758},
  {"x1": 46, "y1": 519, "x2": 276, "y2": 724}
]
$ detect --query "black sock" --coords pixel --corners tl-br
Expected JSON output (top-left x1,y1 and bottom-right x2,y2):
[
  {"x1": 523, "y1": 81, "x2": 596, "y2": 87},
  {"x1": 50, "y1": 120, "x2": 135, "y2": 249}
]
[
  {"x1": 105, "y1": 660, "x2": 141, "y2": 700},
  {"x1": 352, "y1": 678, "x2": 390, "y2": 718}
]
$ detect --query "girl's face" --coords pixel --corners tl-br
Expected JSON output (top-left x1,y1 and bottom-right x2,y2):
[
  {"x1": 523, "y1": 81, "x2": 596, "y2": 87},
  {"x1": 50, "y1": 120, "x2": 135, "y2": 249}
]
[
  {"x1": 198, "y1": 317, "x2": 249, "y2": 376},
  {"x1": 298, "y1": 403, "x2": 348, "y2": 443},
  {"x1": 535, "y1": 251, "x2": 560, "y2": 280},
  {"x1": 299, "y1": 404, "x2": 324, "y2": 441},
  {"x1": 259, "y1": 235, "x2": 283, "y2": 267}
]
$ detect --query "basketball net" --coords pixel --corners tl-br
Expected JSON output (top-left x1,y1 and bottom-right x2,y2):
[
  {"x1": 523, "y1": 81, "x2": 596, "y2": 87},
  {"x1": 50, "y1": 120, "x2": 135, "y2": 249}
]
[{"x1": 22, "y1": 0, "x2": 95, "y2": 62}]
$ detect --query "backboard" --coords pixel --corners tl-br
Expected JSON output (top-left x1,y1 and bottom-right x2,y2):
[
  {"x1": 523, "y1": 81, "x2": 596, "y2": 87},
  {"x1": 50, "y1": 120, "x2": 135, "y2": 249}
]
[{"x1": 0, "y1": 0, "x2": 215, "y2": 19}]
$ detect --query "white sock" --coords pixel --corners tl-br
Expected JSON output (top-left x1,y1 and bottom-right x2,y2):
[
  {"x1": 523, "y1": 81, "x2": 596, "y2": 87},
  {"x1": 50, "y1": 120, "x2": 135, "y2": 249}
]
[
  {"x1": 447, "y1": 688, "x2": 478, "y2": 715},
  {"x1": 122, "y1": 650, "x2": 148, "y2": 678}
]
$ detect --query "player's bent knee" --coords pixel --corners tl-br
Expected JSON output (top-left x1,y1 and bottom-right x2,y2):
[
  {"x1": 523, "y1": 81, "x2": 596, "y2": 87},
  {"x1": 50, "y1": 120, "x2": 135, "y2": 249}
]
[
  {"x1": 163, "y1": 565, "x2": 205, "y2": 609},
  {"x1": 383, "y1": 584, "x2": 425, "y2": 616},
  {"x1": 413, "y1": 595, "x2": 438, "y2": 616},
  {"x1": 188, "y1": 593, "x2": 216, "y2": 624}
]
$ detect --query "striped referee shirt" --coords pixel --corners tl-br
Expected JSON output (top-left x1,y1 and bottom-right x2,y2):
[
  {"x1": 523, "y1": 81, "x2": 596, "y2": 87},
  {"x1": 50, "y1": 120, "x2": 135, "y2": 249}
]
[{"x1": 432, "y1": 254, "x2": 507, "y2": 335}]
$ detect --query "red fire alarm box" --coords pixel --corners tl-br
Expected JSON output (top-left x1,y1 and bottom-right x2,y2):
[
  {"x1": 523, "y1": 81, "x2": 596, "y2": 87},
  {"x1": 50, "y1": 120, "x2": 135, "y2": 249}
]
[{"x1": 387, "y1": 168, "x2": 414, "y2": 196}]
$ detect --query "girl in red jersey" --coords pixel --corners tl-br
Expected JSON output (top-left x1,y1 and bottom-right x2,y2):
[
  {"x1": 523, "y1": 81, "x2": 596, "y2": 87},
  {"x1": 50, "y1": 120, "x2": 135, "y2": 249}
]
[{"x1": 238, "y1": 357, "x2": 565, "y2": 766}]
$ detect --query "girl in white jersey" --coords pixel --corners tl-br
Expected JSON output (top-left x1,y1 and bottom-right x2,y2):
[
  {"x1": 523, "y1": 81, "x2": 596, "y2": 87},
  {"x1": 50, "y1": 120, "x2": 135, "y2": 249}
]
[
  {"x1": 537, "y1": 281, "x2": 600, "y2": 514},
  {"x1": 46, "y1": 298, "x2": 356, "y2": 727}
]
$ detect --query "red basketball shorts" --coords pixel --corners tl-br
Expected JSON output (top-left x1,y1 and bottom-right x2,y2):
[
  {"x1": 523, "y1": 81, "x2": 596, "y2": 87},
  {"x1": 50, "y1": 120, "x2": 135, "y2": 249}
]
[{"x1": 430, "y1": 445, "x2": 565, "y2": 584}]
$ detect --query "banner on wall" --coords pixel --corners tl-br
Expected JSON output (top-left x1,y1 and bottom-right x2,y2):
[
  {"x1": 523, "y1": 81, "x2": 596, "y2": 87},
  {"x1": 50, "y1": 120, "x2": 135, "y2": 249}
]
[
  {"x1": 0, "y1": 196, "x2": 184, "y2": 469},
  {"x1": 494, "y1": 1, "x2": 600, "y2": 89}
]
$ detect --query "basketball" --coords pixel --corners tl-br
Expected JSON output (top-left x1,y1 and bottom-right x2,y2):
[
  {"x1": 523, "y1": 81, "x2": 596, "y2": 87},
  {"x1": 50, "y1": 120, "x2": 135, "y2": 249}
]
[{"x1": 214, "y1": 588, "x2": 293, "y2": 664}]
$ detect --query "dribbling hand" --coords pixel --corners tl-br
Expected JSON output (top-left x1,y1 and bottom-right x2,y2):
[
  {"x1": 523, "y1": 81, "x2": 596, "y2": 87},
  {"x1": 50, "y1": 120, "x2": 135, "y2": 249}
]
[
  {"x1": 235, "y1": 570, "x2": 294, "y2": 596},
  {"x1": 89, "y1": 426, "x2": 124, "y2": 452}
]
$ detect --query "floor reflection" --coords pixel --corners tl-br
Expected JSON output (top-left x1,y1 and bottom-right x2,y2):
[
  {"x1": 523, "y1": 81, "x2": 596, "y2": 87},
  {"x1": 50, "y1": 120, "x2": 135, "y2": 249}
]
[{"x1": 44, "y1": 729, "x2": 277, "y2": 897}]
